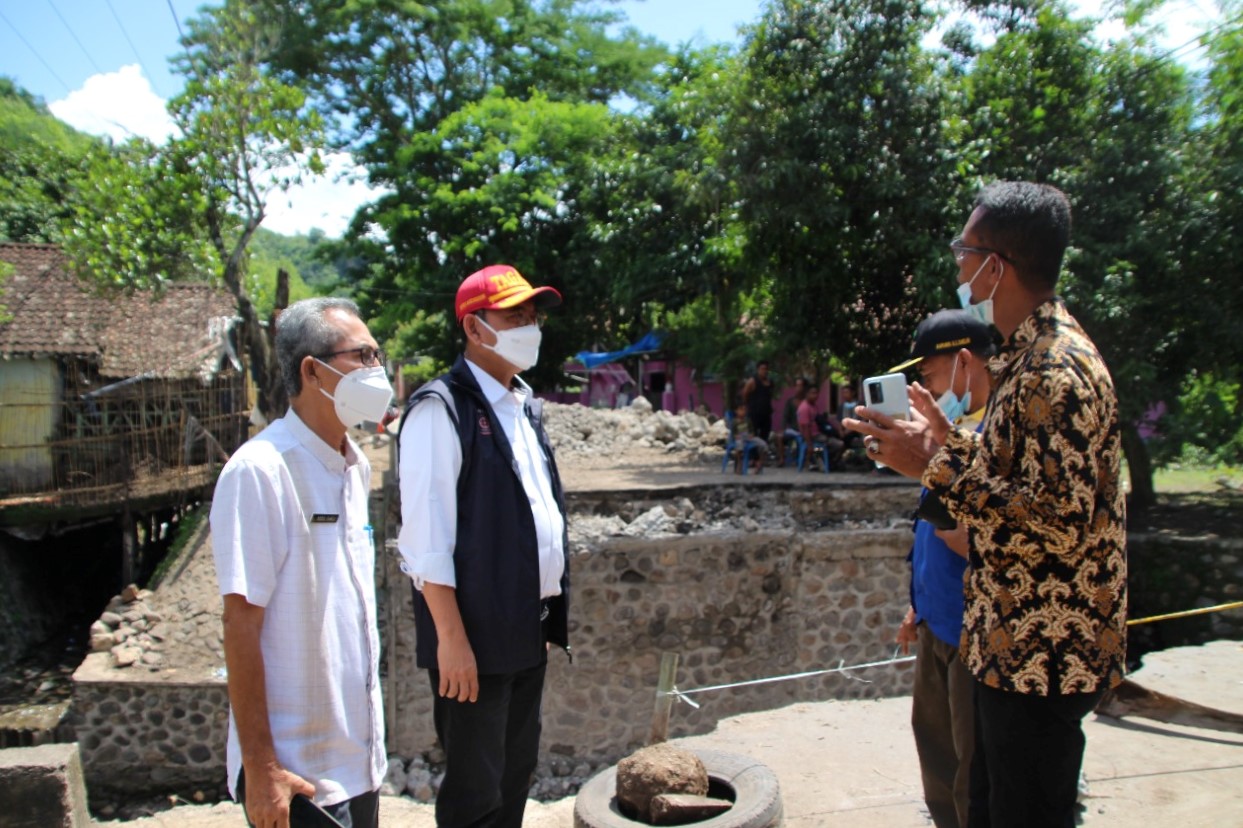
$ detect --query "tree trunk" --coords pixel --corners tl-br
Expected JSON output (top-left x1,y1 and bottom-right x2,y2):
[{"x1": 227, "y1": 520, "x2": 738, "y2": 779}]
[
  {"x1": 211, "y1": 216, "x2": 286, "y2": 423},
  {"x1": 1121, "y1": 421, "x2": 1155, "y2": 517}
]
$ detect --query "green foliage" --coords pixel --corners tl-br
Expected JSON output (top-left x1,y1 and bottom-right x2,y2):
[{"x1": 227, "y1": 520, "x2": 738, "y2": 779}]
[
  {"x1": 249, "y1": 227, "x2": 341, "y2": 288},
  {"x1": 733, "y1": 0, "x2": 959, "y2": 374},
  {"x1": 0, "y1": 78, "x2": 98, "y2": 243},
  {"x1": 0, "y1": 260, "x2": 13, "y2": 323},
  {"x1": 1151, "y1": 373, "x2": 1243, "y2": 466},
  {"x1": 64, "y1": 140, "x2": 221, "y2": 290}
]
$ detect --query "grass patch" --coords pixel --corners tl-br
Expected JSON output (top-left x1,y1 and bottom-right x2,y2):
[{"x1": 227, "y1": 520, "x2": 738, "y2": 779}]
[{"x1": 1153, "y1": 465, "x2": 1243, "y2": 494}]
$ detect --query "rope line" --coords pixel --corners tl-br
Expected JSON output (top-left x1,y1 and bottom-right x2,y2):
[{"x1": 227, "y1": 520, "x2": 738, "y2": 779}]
[
  {"x1": 664, "y1": 653, "x2": 917, "y2": 704},
  {"x1": 661, "y1": 602, "x2": 1243, "y2": 702}
]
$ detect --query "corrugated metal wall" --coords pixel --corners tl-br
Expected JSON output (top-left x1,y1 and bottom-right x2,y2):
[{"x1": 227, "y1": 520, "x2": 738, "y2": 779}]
[{"x1": 0, "y1": 358, "x2": 59, "y2": 492}]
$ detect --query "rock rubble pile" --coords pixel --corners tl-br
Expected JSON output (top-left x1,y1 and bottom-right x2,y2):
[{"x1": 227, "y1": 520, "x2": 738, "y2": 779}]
[
  {"x1": 542, "y1": 397, "x2": 726, "y2": 461},
  {"x1": 381, "y1": 749, "x2": 601, "y2": 804},
  {"x1": 89, "y1": 584, "x2": 171, "y2": 671}
]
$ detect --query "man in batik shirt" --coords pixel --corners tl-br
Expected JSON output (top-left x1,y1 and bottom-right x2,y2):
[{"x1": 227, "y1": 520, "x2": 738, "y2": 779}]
[{"x1": 846, "y1": 181, "x2": 1126, "y2": 828}]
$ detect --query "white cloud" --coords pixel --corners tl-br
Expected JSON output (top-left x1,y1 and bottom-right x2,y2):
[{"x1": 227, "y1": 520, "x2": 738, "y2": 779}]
[
  {"x1": 262, "y1": 151, "x2": 388, "y2": 239},
  {"x1": 48, "y1": 68, "x2": 383, "y2": 239},
  {"x1": 49, "y1": 64, "x2": 176, "y2": 143}
]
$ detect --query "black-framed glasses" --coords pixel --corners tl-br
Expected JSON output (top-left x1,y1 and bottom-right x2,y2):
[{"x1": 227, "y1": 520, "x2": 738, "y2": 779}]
[
  {"x1": 318, "y1": 345, "x2": 385, "y2": 366},
  {"x1": 477, "y1": 308, "x2": 546, "y2": 329},
  {"x1": 949, "y1": 237, "x2": 1006, "y2": 264}
]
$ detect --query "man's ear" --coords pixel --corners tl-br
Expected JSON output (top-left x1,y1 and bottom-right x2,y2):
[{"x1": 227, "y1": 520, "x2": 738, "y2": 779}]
[{"x1": 301, "y1": 355, "x2": 320, "y2": 389}]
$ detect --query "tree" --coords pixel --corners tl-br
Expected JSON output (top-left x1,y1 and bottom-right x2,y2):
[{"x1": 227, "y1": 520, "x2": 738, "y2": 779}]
[
  {"x1": 732, "y1": 0, "x2": 960, "y2": 377},
  {"x1": 0, "y1": 78, "x2": 96, "y2": 244},
  {"x1": 63, "y1": 4, "x2": 326, "y2": 421},
  {"x1": 246, "y1": 0, "x2": 668, "y2": 376}
]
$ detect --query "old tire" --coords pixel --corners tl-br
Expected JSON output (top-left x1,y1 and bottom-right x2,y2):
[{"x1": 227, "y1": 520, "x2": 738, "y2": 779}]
[{"x1": 574, "y1": 749, "x2": 782, "y2": 828}]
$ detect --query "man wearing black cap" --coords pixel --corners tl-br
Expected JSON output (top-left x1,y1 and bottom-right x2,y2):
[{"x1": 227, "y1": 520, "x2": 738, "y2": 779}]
[
  {"x1": 889, "y1": 309, "x2": 995, "y2": 828},
  {"x1": 847, "y1": 183, "x2": 1126, "y2": 828},
  {"x1": 397, "y1": 264, "x2": 570, "y2": 828}
]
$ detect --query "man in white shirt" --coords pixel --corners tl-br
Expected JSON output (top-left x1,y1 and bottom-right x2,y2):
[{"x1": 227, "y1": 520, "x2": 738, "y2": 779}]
[
  {"x1": 398, "y1": 264, "x2": 570, "y2": 828},
  {"x1": 212, "y1": 297, "x2": 392, "y2": 828}
]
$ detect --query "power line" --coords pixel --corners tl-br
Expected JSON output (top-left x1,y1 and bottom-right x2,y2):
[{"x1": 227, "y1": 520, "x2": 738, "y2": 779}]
[
  {"x1": 45, "y1": 0, "x2": 103, "y2": 75},
  {"x1": 166, "y1": 0, "x2": 184, "y2": 42},
  {"x1": 103, "y1": 0, "x2": 164, "y2": 97},
  {"x1": 0, "y1": 7, "x2": 72, "y2": 95}
]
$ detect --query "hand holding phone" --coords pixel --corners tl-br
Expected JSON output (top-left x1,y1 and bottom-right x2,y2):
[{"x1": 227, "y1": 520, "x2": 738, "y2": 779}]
[{"x1": 863, "y1": 373, "x2": 910, "y2": 421}]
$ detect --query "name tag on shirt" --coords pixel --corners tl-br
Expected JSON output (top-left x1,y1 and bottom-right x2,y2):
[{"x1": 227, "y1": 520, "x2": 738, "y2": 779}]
[{"x1": 310, "y1": 513, "x2": 339, "y2": 524}]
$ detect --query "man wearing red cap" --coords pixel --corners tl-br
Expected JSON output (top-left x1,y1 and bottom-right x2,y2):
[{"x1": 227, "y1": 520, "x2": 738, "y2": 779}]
[{"x1": 397, "y1": 264, "x2": 570, "y2": 828}]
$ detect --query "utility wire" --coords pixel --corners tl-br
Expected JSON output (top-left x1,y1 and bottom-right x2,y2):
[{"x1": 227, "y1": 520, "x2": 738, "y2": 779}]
[
  {"x1": 166, "y1": 0, "x2": 185, "y2": 42},
  {"x1": 104, "y1": 0, "x2": 164, "y2": 97},
  {"x1": 0, "y1": 7, "x2": 72, "y2": 95},
  {"x1": 45, "y1": 0, "x2": 103, "y2": 75}
]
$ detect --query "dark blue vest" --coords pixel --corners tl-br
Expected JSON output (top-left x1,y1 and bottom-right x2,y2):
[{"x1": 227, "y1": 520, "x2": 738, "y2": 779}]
[{"x1": 402, "y1": 355, "x2": 570, "y2": 674}]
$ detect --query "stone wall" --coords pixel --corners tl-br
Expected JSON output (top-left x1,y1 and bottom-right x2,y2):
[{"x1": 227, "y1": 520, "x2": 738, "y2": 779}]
[
  {"x1": 1127, "y1": 534, "x2": 1243, "y2": 659},
  {"x1": 384, "y1": 482, "x2": 920, "y2": 775},
  {"x1": 69, "y1": 659, "x2": 229, "y2": 802},
  {"x1": 71, "y1": 477, "x2": 1243, "y2": 800}
]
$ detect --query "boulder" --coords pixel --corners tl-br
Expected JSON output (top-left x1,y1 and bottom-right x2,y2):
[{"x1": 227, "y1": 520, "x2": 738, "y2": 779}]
[{"x1": 615, "y1": 744, "x2": 708, "y2": 824}]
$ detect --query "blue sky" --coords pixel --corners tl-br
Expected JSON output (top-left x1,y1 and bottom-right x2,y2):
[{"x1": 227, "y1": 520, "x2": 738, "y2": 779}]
[
  {"x1": 0, "y1": 0, "x2": 768, "y2": 236},
  {"x1": 0, "y1": 0, "x2": 1218, "y2": 236}
]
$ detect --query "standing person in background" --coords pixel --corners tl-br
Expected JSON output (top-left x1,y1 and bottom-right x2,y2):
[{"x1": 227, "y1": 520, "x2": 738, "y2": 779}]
[
  {"x1": 212, "y1": 297, "x2": 390, "y2": 828},
  {"x1": 774, "y1": 376, "x2": 809, "y2": 467},
  {"x1": 847, "y1": 182, "x2": 1126, "y2": 828},
  {"x1": 889, "y1": 310, "x2": 996, "y2": 828},
  {"x1": 398, "y1": 264, "x2": 571, "y2": 828},
  {"x1": 741, "y1": 361, "x2": 775, "y2": 456}
]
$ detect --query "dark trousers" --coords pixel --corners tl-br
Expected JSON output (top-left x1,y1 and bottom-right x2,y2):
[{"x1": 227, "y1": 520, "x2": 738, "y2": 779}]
[
  {"x1": 911, "y1": 623, "x2": 974, "y2": 828},
  {"x1": 236, "y1": 769, "x2": 379, "y2": 828},
  {"x1": 430, "y1": 658, "x2": 547, "y2": 828},
  {"x1": 968, "y1": 679, "x2": 1102, "y2": 828}
]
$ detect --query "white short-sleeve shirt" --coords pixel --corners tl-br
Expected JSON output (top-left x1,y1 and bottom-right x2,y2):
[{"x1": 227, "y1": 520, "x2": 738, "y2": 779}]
[{"x1": 210, "y1": 410, "x2": 385, "y2": 806}]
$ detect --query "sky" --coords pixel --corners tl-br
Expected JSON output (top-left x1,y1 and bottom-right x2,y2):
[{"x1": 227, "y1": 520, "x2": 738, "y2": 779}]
[{"x1": 0, "y1": 0, "x2": 1222, "y2": 238}]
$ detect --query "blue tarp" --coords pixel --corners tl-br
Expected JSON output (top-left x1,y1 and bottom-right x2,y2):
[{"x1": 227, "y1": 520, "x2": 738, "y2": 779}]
[{"x1": 574, "y1": 331, "x2": 666, "y2": 370}]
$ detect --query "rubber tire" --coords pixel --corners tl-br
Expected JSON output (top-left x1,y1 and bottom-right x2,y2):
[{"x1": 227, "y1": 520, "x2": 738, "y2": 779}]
[{"x1": 573, "y1": 749, "x2": 783, "y2": 828}]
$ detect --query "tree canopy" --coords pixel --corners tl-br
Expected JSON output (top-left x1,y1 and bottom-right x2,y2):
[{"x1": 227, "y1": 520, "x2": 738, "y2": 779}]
[{"x1": 4, "y1": 0, "x2": 1243, "y2": 501}]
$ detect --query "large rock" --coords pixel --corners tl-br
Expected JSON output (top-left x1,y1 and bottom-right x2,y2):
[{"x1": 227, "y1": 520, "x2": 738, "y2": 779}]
[{"x1": 615, "y1": 744, "x2": 708, "y2": 824}]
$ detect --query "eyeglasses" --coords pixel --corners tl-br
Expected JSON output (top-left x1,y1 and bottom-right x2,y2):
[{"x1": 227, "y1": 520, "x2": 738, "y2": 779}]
[
  {"x1": 949, "y1": 237, "x2": 1006, "y2": 264},
  {"x1": 318, "y1": 345, "x2": 385, "y2": 366},
  {"x1": 479, "y1": 308, "x2": 545, "y2": 329}
]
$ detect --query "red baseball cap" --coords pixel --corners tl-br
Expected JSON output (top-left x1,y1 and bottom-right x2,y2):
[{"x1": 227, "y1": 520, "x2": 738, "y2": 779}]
[{"x1": 454, "y1": 264, "x2": 562, "y2": 322}]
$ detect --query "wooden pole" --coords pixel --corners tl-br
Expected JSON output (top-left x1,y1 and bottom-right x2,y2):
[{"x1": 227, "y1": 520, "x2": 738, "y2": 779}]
[{"x1": 648, "y1": 651, "x2": 680, "y2": 745}]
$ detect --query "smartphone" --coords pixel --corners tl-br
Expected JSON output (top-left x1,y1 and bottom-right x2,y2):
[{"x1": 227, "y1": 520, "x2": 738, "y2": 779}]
[
  {"x1": 863, "y1": 373, "x2": 910, "y2": 421},
  {"x1": 289, "y1": 794, "x2": 347, "y2": 828}
]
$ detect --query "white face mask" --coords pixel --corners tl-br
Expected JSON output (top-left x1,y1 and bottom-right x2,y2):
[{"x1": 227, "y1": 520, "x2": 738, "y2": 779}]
[
  {"x1": 316, "y1": 360, "x2": 393, "y2": 428},
  {"x1": 935, "y1": 355, "x2": 972, "y2": 423},
  {"x1": 475, "y1": 314, "x2": 542, "y2": 372},
  {"x1": 957, "y1": 256, "x2": 1002, "y2": 327}
]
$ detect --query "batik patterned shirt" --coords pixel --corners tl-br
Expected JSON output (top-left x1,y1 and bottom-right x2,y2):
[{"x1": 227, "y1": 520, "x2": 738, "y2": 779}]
[{"x1": 922, "y1": 298, "x2": 1127, "y2": 695}]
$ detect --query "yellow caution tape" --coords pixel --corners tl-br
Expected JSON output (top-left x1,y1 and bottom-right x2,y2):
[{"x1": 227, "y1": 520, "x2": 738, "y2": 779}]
[{"x1": 1127, "y1": 601, "x2": 1243, "y2": 626}]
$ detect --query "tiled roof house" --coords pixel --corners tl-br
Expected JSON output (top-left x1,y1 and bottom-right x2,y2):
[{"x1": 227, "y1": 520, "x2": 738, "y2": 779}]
[{"x1": 0, "y1": 243, "x2": 249, "y2": 519}]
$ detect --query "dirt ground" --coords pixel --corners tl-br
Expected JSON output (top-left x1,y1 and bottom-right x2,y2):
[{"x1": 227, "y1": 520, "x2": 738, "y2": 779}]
[{"x1": 108, "y1": 640, "x2": 1243, "y2": 827}]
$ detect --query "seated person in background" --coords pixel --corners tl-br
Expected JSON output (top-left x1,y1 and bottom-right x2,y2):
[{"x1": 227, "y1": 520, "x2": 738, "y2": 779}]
[
  {"x1": 836, "y1": 383, "x2": 865, "y2": 451},
  {"x1": 797, "y1": 386, "x2": 844, "y2": 468},
  {"x1": 729, "y1": 403, "x2": 768, "y2": 474},
  {"x1": 774, "y1": 377, "x2": 809, "y2": 467}
]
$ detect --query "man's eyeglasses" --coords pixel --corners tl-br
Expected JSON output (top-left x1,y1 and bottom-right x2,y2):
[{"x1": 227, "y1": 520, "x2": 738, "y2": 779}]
[
  {"x1": 479, "y1": 308, "x2": 546, "y2": 329},
  {"x1": 949, "y1": 237, "x2": 1006, "y2": 264},
  {"x1": 318, "y1": 345, "x2": 385, "y2": 366}
]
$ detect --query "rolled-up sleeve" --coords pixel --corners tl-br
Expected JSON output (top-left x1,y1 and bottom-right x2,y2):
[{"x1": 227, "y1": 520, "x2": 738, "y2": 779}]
[{"x1": 397, "y1": 397, "x2": 462, "y2": 589}]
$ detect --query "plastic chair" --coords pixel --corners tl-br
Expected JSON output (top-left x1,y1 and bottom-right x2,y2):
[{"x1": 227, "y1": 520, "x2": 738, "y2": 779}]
[{"x1": 797, "y1": 435, "x2": 831, "y2": 473}]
